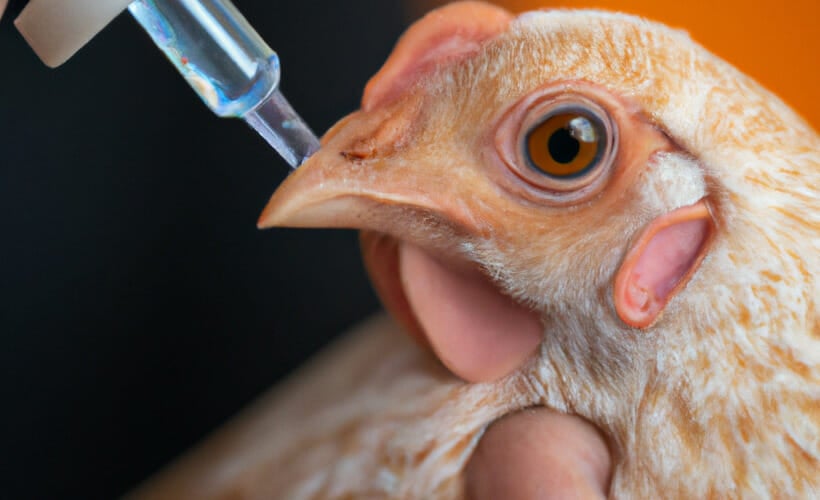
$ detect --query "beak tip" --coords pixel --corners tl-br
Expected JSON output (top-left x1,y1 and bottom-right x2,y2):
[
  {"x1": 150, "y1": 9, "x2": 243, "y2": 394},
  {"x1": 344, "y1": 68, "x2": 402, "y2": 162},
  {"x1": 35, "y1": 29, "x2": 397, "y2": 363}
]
[{"x1": 257, "y1": 202, "x2": 281, "y2": 229}]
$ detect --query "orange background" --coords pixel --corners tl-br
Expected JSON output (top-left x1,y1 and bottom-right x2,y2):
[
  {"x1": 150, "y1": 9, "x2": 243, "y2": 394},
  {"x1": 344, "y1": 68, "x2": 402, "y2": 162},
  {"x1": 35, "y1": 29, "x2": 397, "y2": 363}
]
[{"x1": 411, "y1": 0, "x2": 819, "y2": 129}]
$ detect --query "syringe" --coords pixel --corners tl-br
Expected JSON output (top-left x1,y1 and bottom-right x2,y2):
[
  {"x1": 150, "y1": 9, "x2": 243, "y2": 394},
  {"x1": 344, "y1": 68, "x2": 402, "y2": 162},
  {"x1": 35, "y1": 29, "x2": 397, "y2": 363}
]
[
  {"x1": 14, "y1": 0, "x2": 320, "y2": 169},
  {"x1": 127, "y1": 0, "x2": 319, "y2": 167},
  {"x1": 127, "y1": 0, "x2": 319, "y2": 168}
]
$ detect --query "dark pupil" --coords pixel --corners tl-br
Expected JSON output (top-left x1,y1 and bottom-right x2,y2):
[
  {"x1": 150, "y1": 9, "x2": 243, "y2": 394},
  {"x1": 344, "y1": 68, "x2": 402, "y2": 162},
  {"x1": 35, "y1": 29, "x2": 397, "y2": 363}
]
[{"x1": 547, "y1": 127, "x2": 579, "y2": 164}]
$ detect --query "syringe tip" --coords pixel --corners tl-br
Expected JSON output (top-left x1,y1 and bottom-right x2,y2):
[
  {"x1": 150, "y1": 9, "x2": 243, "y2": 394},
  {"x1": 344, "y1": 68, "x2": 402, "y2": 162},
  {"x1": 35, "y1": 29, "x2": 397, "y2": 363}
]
[{"x1": 244, "y1": 90, "x2": 320, "y2": 168}]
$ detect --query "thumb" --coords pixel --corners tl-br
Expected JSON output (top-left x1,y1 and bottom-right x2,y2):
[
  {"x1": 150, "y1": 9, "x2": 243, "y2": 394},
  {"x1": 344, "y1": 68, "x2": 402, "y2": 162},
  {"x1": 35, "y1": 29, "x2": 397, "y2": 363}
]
[{"x1": 465, "y1": 408, "x2": 612, "y2": 500}]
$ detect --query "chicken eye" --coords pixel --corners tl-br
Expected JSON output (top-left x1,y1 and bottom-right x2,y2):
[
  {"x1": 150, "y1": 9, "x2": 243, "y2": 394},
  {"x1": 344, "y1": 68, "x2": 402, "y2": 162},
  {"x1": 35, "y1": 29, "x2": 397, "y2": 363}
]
[
  {"x1": 495, "y1": 90, "x2": 618, "y2": 203},
  {"x1": 524, "y1": 109, "x2": 605, "y2": 179}
]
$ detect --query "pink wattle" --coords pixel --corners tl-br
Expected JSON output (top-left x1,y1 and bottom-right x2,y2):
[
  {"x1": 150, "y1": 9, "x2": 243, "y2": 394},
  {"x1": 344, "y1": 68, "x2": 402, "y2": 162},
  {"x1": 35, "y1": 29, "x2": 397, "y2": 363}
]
[{"x1": 398, "y1": 242, "x2": 543, "y2": 383}]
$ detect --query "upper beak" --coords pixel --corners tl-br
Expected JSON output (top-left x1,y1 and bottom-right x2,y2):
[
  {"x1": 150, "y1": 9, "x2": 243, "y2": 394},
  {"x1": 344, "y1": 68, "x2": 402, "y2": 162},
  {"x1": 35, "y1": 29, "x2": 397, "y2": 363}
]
[{"x1": 258, "y1": 98, "x2": 486, "y2": 250}]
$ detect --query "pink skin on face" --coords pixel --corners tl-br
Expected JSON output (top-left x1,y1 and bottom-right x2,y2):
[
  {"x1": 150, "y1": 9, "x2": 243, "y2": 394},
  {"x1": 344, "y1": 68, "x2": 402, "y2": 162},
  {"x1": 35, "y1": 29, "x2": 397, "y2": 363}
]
[{"x1": 398, "y1": 241, "x2": 543, "y2": 382}]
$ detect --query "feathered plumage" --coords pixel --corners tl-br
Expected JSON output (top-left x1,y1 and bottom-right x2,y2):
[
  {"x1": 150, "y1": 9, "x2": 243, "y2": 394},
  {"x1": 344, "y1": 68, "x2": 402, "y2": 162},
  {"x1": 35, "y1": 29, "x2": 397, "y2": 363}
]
[{"x1": 133, "y1": 3, "x2": 819, "y2": 498}]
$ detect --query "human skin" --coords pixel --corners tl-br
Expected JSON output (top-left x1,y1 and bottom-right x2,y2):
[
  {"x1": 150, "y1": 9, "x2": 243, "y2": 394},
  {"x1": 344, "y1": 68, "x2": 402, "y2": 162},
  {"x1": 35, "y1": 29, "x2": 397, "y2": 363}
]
[
  {"x1": 465, "y1": 410, "x2": 611, "y2": 499},
  {"x1": 368, "y1": 238, "x2": 612, "y2": 498},
  {"x1": 0, "y1": 1, "x2": 611, "y2": 495}
]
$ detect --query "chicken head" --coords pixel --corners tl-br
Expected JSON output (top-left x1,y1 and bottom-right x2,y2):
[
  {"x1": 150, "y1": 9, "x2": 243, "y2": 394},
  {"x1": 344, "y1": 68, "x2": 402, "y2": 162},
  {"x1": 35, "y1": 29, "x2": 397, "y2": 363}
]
[{"x1": 256, "y1": 2, "x2": 818, "y2": 498}]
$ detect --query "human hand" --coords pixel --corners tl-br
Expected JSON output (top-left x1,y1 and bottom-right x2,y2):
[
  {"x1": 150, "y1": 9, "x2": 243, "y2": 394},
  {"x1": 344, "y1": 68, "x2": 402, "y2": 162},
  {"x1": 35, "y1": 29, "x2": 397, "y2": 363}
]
[
  {"x1": 466, "y1": 410, "x2": 611, "y2": 499},
  {"x1": 362, "y1": 235, "x2": 612, "y2": 498}
]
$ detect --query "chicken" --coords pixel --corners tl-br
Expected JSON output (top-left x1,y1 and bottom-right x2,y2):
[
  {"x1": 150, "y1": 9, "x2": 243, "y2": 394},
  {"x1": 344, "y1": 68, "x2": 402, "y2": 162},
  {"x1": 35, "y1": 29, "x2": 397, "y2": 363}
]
[{"x1": 133, "y1": 2, "x2": 819, "y2": 498}]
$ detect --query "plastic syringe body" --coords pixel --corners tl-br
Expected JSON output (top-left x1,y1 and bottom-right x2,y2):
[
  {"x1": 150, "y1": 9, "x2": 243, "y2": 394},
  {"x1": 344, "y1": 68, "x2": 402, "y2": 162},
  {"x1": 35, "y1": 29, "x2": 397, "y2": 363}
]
[{"x1": 127, "y1": 0, "x2": 319, "y2": 167}]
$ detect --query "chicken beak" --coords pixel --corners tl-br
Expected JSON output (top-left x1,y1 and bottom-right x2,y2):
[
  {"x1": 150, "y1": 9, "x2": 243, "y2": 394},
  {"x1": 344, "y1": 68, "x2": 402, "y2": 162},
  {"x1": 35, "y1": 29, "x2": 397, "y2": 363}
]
[
  {"x1": 258, "y1": 96, "x2": 545, "y2": 384},
  {"x1": 258, "y1": 0, "x2": 513, "y2": 241},
  {"x1": 257, "y1": 102, "x2": 484, "y2": 246}
]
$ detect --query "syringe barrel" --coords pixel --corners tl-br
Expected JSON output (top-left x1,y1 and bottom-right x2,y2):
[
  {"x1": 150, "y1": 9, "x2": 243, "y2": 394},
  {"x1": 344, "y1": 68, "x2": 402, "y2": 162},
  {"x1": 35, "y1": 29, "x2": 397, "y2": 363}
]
[{"x1": 128, "y1": 0, "x2": 280, "y2": 117}]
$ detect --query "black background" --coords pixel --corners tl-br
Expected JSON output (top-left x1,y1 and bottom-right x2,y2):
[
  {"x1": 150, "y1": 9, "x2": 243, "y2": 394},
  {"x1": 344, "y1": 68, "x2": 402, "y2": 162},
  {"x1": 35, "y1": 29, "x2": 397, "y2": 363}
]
[{"x1": 0, "y1": 1, "x2": 409, "y2": 497}]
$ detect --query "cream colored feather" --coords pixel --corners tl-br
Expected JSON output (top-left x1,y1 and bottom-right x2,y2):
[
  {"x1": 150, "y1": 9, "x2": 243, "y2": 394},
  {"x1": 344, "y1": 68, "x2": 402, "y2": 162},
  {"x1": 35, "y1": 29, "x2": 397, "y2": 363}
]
[{"x1": 133, "y1": 6, "x2": 819, "y2": 499}]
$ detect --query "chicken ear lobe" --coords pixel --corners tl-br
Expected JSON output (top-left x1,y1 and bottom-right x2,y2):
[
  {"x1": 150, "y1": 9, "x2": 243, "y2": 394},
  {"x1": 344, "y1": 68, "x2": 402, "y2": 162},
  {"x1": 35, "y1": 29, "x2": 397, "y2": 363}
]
[
  {"x1": 362, "y1": 1, "x2": 512, "y2": 111},
  {"x1": 614, "y1": 200, "x2": 715, "y2": 329}
]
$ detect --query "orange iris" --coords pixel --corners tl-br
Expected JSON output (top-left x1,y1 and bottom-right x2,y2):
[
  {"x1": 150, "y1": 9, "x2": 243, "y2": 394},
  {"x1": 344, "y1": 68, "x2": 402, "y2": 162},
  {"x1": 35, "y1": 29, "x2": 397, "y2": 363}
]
[{"x1": 525, "y1": 113, "x2": 601, "y2": 178}]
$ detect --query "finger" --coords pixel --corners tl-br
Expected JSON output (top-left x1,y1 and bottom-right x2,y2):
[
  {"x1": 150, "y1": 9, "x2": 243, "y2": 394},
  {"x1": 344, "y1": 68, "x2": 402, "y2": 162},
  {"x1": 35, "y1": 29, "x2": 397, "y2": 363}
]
[{"x1": 465, "y1": 409, "x2": 612, "y2": 500}]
